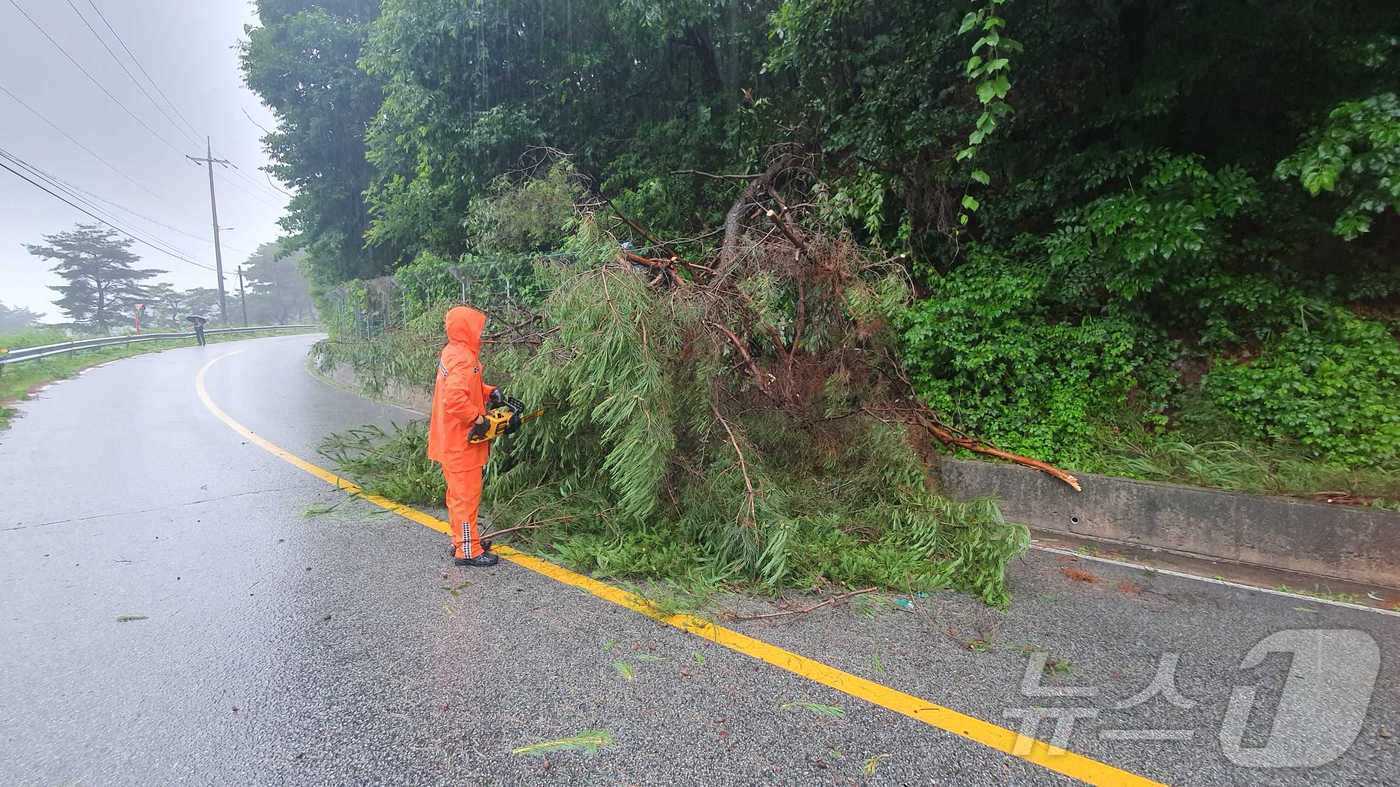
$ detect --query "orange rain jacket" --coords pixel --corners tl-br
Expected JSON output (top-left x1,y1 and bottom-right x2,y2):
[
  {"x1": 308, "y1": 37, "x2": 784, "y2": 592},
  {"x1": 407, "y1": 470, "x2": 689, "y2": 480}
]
[{"x1": 427, "y1": 306, "x2": 496, "y2": 470}]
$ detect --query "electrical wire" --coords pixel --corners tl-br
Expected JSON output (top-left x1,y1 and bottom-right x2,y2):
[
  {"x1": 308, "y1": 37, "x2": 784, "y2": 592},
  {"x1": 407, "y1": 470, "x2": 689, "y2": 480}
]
[
  {"x1": 6, "y1": 0, "x2": 187, "y2": 158},
  {"x1": 3, "y1": 153, "x2": 212, "y2": 269},
  {"x1": 84, "y1": 0, "x2": 202, "y2": 141},
  {"x1": 213, "y1": 168, "x2": 283, "y2": 209},
  {"x1": 1, "y1": 146, "x2": 198, "y2": 261},
  {"x1": 62, "y1": 0, "x2": 200, "y2": 147},
  {"x1": 0, "y1": 82, "x2": 255, "y2": 259},
  {"x1": 37, "y1": 163, "x2": 255, "y2": 257},
  {"x1": 229, "y1": 163, "x2": 292, "y2": 198},
  {"x1": 0, "y1": 81, "x2": 175, "y2": 208},
  {"x1": 0, "y1": 151, "x2": 215, "y2": 271}
]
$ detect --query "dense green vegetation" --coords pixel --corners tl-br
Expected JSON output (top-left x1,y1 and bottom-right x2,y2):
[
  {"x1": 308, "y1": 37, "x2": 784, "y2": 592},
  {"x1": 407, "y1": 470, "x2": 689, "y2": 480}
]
[{"x1": 247, "y1": 1, "x2": 1399, "y2": 517}]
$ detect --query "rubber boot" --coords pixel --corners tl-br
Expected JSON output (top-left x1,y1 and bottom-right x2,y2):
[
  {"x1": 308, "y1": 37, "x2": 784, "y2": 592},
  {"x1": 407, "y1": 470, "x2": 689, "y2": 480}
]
[{"x1": 455, "y1": 551, "x2": 499, "y2": 567}]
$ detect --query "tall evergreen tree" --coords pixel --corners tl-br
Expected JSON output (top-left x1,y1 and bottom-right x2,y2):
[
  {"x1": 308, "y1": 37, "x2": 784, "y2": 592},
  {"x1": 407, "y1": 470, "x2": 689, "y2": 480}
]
[
  {"x1": 242, "y1": 242, "x2": 314, "y2": 324},
  {"x1": 25, "y1": 225, "x2": 163, "y2": 332}
]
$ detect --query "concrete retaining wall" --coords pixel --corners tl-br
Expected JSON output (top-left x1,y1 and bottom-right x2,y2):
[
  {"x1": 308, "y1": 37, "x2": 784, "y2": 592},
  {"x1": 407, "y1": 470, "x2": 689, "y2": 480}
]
[{"x1": 936, "y1": 458, "x2": 1400, "y2": 589}]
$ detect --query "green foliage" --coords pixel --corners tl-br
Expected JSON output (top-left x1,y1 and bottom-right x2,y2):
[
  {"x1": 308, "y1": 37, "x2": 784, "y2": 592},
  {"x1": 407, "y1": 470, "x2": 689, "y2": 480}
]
[
  {"x1": 0, "y1": 325, "x2": 67, "y2": 350},
  {"x1": 318, "y1": 421, "x2": 446, "y2": 504},
  {"x1": 242, "y1": 1, "x2": 398, "y2": 284},
  {"x1": 322, "y1": 188, "x2": 1029, "y2": 605},
  {"x1": 258, "y1": 0, "x2": 1400, "y2": 515},
  {"x1": 392, "y1": 251, "x2": 460, "y2": 316},
  {"x1": 511, "y1": 730, "x2": 614, "y2": 758},
  {"x1": 313, "y1": 304, "x2": 443, "y2": 396},
  {"x1": 467, "y1": 161, "x2": 583, "y2": 255},
  {"x1": 901, "y1": 247, "x2": 1168, "y2": 464},
  {"x1": 1205, "y1": 311, "x2": 1400, "y2": 466},
  {"x1": 1277, "y1": 92, "x2": 1400, "y2": 239},
  {"x1": 955, "y1": 0, "x2": 1018, "y2": 226},
  {"x1": 1045, "y1": 155, "x2": 1261, "y2": 303}
]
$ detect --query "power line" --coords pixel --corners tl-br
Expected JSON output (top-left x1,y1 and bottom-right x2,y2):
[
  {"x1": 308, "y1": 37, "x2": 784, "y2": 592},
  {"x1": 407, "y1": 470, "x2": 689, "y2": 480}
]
[
  {"x1": 33, "y1": 159, "x2": 255, "y2": 257},
  {"x1": 214, "y1": 168, "x2": 284, "y2": 209},
  {"x1": 0, "y1": 81, "x2": 175, "y2": 208},
  {"x1": 6, "y1": 0, "x2": 186, "y2": 158},
  {"x1": 228, "y1": 163, "x2": 292, "y2": 200},
  {"x1": 2, "y1": 146, "x2": 200, "y2": 263},
  {"x1": 85, "y1": 0, "x2": 202, "y2": 142},
  {"x1": 0, "y1": 151, "x2": 214, "y2": 271},
  {"x1": 2, "y1": 150, "x2": 211, "y2": 270},
  {"x1": 0, "y1": 82, "x2": 253, "y2": 260},
  {"x1": 62, "y1": 0, "x2": 199, "y2": 147},
  {"x1": 0, "y1": 81, "x2": 256, "y2": 258}
]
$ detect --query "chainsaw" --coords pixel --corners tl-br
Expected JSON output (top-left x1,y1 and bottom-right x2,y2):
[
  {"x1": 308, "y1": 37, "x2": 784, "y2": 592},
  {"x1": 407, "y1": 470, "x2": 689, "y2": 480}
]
[{"x1": 468, "y1": 393, "x2": 543, "y2": 444}]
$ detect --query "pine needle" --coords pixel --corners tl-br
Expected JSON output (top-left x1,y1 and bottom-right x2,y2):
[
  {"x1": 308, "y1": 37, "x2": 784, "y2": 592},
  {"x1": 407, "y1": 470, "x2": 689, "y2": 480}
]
[
  {"x1": 511, "y1": 730, "x2": 614, "y2": 757},
  {"x1": 781, "y1": 701, "x2": 845, "y2": 718}
]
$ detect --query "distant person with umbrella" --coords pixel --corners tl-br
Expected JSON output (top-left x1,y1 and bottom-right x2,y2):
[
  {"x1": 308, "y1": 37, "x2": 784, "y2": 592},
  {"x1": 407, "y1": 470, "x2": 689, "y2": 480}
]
[{"x1": 186, "y1": 315, "x2": 208, "y2": 347}]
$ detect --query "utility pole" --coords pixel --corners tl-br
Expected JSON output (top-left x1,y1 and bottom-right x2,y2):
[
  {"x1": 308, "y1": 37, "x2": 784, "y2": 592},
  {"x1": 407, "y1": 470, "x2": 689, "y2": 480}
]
[
  {"x1": 236, "y1": 265, "x2": 249, "y2": 327},
  {"x1": 186, "y1": 138, "x2": 232, "y2": 323}
]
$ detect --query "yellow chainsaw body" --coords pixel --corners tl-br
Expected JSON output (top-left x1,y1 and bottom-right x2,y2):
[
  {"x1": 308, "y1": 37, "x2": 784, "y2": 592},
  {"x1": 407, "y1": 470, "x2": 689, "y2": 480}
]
[
  {"x1": 467, "y1": 406, "x2": 518, "y2": 444},
  {"x1": 467, "y1": 401, "x2": 543, "y2": 444}
]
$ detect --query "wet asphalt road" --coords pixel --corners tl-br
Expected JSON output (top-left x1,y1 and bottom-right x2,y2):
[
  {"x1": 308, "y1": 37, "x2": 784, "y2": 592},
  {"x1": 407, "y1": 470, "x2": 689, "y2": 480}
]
[{"x1": 1, "y1": 334, "x2": 1396, "y2": 785}]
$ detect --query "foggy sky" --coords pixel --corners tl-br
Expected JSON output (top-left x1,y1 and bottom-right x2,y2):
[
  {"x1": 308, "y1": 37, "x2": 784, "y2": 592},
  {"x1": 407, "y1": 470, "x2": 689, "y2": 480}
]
[{"x1": 0, "y1": 0, "x2": 289, "y2": 321}]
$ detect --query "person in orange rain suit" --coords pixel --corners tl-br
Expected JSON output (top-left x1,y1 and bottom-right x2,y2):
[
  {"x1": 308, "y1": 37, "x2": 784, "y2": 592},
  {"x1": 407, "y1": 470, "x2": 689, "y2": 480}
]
[{"x1": 427, "y1": 305, "x2": 501, "y2": 567}]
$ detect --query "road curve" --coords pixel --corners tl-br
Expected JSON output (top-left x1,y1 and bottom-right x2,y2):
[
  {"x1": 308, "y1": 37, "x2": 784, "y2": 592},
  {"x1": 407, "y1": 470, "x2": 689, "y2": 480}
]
[{"x1": 1, "y1": 335, "x2": 1396, "y2": 784}]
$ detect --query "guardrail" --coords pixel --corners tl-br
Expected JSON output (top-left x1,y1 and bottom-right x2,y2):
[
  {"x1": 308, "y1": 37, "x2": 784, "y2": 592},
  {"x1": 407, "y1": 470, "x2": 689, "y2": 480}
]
[{"x1": 0, "y1": 325, "x2": 320, "y2": 367}]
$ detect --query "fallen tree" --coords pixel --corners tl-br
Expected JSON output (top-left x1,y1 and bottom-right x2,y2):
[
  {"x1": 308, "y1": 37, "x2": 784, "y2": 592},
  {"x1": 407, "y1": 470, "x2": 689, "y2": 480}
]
[{"x1": 451, "y1": 153, "x2": 1083, "y2": 606}]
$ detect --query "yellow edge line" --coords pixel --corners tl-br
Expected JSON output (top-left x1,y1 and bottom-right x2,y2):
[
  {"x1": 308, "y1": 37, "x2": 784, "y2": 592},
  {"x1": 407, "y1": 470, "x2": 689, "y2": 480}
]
[{"x1": 196, "y1": 351, "x2": 1162, "y2": 787}]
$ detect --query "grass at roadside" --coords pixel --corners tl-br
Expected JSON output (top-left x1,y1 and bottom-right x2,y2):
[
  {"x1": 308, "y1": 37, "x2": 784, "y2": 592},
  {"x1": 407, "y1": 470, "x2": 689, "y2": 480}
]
[
  {"x1": 1076, "y1": 399, "x2": 1400, "y2": 510},
  {"x1": 0, "y1": 328, "x2": 319, "y2": 431}
]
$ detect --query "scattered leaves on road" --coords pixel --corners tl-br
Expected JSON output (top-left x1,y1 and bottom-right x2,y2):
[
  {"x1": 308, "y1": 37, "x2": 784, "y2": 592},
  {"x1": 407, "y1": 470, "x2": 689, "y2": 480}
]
[
  {"x1": 440, "y1": 581, "x2": 472, "y2": 596},
  {"x1": 115, "y1": 615, "x2": 147, "y2": 623},
  {"x1": 613, "y1": 661, "x2": 635, "y2": 681},
  {"x1": 511, "y1": 730, "x2": 613, "y2": 757},
  {"x1": 864, "y1": 753, "x2": 890, "y2": 775},
  {"x1": 1060, "y1": 566, "x2": 1098, "y2": 583},
  {"x1": 780, "y1": 701, "x2": 845, "y2": 718},
  {"x1": 302, "y1": 503, "x2": 341, "y2": 518}
]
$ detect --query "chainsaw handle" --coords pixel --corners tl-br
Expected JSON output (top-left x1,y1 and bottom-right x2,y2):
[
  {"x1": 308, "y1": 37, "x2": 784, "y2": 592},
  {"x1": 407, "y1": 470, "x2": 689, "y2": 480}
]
[{"x1": 467, "y1": 415, "x2": 489, "y2": 441}]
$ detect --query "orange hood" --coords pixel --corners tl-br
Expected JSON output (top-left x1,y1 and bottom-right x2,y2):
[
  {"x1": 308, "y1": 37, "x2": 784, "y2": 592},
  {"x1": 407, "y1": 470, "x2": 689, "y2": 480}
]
[{"x1": 444, "y1": 306, "x2": 487, "y2": 355}]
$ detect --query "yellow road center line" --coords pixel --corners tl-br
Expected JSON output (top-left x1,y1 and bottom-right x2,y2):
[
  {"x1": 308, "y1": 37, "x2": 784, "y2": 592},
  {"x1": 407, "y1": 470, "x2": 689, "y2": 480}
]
[{"x1": 196, "y1": 351, "x2": 1162, "y2": 787}]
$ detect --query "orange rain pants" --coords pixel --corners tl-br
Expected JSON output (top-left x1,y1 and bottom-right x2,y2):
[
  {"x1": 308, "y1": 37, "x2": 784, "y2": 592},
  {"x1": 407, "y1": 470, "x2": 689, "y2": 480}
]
[
  {"x1": 427, "y1": 306, "x2": 495, "y2": 559},
  {"x1": 442, "y1": 464, "x2": 484, "y2": 559}
]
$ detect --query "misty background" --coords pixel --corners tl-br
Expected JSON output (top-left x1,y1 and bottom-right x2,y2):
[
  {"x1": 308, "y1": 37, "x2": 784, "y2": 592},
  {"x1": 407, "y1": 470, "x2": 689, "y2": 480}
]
[{"x1": 0, "y1": 0, "x2": 290, "y2": 323}]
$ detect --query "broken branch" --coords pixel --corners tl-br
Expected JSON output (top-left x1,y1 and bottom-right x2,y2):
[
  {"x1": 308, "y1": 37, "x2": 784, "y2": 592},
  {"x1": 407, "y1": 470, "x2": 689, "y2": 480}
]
[{"x1": 729, "y1": 587, "x2": 878, "y2": 621}]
